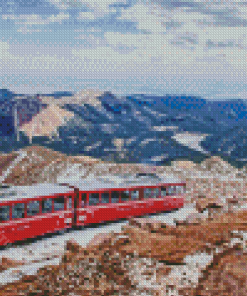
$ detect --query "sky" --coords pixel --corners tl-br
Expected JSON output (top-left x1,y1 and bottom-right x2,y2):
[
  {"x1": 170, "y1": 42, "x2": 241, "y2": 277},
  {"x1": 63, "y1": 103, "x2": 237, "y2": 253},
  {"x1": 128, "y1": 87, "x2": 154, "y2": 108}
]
[{"x1": 0, "y1": 0, "x2": 247, "y2": 99}]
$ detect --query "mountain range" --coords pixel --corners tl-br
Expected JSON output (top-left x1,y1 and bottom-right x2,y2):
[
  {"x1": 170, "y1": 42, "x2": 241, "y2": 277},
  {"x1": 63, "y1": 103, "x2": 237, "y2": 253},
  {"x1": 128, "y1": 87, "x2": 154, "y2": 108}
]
[{"x1": 1, "y1": 88, "x2": 247, "y2": 167}]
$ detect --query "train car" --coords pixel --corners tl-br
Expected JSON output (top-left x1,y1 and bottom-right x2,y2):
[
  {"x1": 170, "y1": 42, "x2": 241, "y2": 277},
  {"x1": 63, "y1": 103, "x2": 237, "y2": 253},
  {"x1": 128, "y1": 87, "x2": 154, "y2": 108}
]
[
  {"x1": 0, "y1": 175, "x2": 186, "y2": 246},
  {"x1": 72, "y1": 175, "x2": 185, "y2": 226},
  {"x1": 0, "y1": 184, "x2": 74, "y2": 246}
]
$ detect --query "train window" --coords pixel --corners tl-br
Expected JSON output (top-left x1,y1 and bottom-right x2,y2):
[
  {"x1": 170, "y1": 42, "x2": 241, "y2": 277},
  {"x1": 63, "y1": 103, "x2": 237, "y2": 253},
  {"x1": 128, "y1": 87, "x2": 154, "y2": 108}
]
[
  {"x1": 144, "y1": 188, "x2": 153, "y2": 198},
  {"x1": 67, "y1": 196, "x2": 73, "y2": 209},
  {"x1": 42, "y1": 199, "x2": 53, "y2": 213},
  {"x1": 80, "y1": 193, "x2": 87, "y2": 207},
  {"x1": 0, "y1": 206, "x2": 10, "y2": 221},
  {"x1": 54, "y1": 196, "x2": 65, "y2": 211},
  {"x1": 169, "y1": 186, "x2": 173, "y2": 195},
  {"x1": 153, "y1": 188, "x2": 160, "y2": 197},
  {"x1": 131, "y1": 190, "x2": 139, "y2": 200},
  {"x1": 121, "y1": 191, "x2": 130, "y2": 202},
  {"x1": 101, "y1": 192, "x2": 110, "y2": 204},
  {"x1": 89, "y1": 193, "x2": 99, "y2": 206},
  {"x1": 171, "y1": 186, "x2": 176, "y2": 195},
  {"x1": 166, "y1": 186, "x2": 174, "y2": 196},
  {"x1": 176, "y1": 186, "x2": 183, "y2": 194},
  {"x1": 161, "y1": 187, "x2": 167, "y2": 197},
  {"x1": 144, "y1": 188, "x2": 160, "y2": 198},
  {"x1": 12, "y1": 203, "x2": 25, "y2": 219},
  {"x1": 27, "y1": 201, "x2": 40, "y2": 216},
  {"x1": 111, "y1": 191, "x2": 120, "y2": 203}
]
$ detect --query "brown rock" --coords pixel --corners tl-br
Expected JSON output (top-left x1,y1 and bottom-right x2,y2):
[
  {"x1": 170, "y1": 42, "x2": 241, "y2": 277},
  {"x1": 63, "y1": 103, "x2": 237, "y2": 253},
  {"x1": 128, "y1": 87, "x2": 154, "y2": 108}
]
[
  {"x1": 121, "y1": 226, "x2": 206, "y2": 263},
  {"x1": 0, "y1": 257, "x2": 25, "y2": 272},
  {"x1": 196, "y1": 197, "x2": 224, "y2": 213},
  {"x1": 195, "y1": 244, "x2": 247, "y2": 296},
  {"x1": 87, "y1": 232, "x2": 114, "y2": 247}
]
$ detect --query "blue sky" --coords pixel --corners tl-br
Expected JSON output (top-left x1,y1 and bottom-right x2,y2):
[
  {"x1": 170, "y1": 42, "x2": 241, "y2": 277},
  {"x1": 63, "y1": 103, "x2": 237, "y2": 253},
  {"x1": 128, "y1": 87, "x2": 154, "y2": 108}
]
[{"x1": 0, "y1": 0, "x2": 247, "y2": 99}]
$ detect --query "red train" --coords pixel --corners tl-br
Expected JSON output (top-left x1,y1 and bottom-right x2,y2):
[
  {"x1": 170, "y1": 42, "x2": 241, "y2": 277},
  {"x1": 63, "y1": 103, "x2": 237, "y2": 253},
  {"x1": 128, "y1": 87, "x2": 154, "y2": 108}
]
[{"x1": 0, "y1": 176, "x2": 185, "y2": 246}]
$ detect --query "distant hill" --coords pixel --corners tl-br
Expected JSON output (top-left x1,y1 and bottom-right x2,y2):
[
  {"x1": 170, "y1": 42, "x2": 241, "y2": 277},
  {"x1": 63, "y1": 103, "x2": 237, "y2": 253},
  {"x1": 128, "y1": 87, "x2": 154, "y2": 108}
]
[
  {"x1": 19, "y1": 104, "x2": 74, "y2": 142},
  {"x1": 1, "y1": 89, "x2": 247, "y2": 166}
]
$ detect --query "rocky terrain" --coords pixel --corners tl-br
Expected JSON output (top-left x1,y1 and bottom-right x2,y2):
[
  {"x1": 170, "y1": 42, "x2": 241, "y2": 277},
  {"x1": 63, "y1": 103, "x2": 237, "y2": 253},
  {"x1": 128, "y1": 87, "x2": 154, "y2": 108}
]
[
  {"x1": 1, "y1": 148, "x2": 247, "y2": 295},
  {"x1": 1, "y1": 146, "x2": 247, "y2": 187},
  {"x1": 1, "y1": 198, "x2": 247, "y2": 296}
]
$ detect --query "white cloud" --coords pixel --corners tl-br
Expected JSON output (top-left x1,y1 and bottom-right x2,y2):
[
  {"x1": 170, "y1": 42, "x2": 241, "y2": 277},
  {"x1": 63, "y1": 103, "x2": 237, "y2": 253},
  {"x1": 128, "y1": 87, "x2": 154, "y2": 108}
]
[
  {"x1": 0, "y1": 41, "x2": 72, "y2": 75},
  {"x1": 237, "y1": 5, "x2": 247, "y2": 19},
  {"x1": 2, "y1": 12, "x2": 70, "y2": 26},
  {"x1": 105, "y1": 31, "x2": 151, "y2": 49},
  {"x1": 0, "y1": 41, "x2": 12, "y2": 60},
  {"x1": 16, "y1": 27, "x2": 45, "y2": 34},
  {"x1": 75, "y1": 34, "x2": 107, "y2": 48},
  {"x1": 1, "y1": 0, "x2": 247, "y2": 96},
  {"x1": 77, "y1": 11, "x2": 97, "y2": 20},
  {"x1": 49, "y1": 0, "x2": 126, "y2": 17},
  {"x1": 207, "y1": 90, "x2": 247, "y2": 101},
  {"x1": 117, "y1": 3, "x2": 171, "y2": 33},
  {"x1": 115, "y1": 1, "x2": 247, "y2": 74}
]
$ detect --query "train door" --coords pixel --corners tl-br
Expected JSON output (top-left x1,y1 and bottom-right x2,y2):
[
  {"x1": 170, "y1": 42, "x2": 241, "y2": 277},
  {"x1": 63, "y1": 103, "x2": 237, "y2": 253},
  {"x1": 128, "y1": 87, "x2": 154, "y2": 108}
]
[
  {"x1": 73, "y1": 189, "x2": 80, "y2": 225},
  {"x1": 63, "y1": 195, "x2": 73, "y2": 228},
  {"x1": 74, "y1": 192, "x2": 88, "y2": 226}
]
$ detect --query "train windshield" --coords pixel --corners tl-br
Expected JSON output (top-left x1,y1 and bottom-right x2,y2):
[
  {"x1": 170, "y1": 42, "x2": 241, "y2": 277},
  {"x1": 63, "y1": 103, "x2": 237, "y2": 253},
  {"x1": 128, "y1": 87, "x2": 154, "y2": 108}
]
[{"x1": 160, "y1": 185, "x2": 185, "y2": 196}]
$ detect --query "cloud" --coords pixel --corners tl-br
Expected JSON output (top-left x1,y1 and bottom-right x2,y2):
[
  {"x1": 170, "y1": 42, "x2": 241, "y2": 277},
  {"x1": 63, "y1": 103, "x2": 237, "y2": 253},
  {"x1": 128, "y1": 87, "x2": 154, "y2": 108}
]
[
  {"x1": 16, "y1": 28, "x2": 45, "y2": 34},
  {"x1": 117, "y1": 3, "x2": 181, "y2": 33},
  {"x1": 49, "y1": 0, "x2": 127, "y2": 18},
  {"x1": 206, "y1": 39, "x2": 246, "y2": 49},
  {"x1": 75, "y1": 34, "x2": 108, "y2": 48},
  {"x1": 116, "y1": 2, "x2": 247, "y2": 67},
  {"x1": 77, "y1": 11, "x2": 97, "y2": 20},
  {"x1": 208, "y1": 90, "x2": 247, "y2": 101},
  {"x1": 0, "y1": 41, "x2": 12, "y2": 59},
  {"x1": 2, "y1": 11, "x2": 70, "y2": 25},
  {"x1": 1, "y1": 0, "x2": 246, "y2": 97},
  {"x1": 1, "y1": 38, "x2": 246, "y2": 97},
  {"x1": 152, "y1": 0, "x2": 247, "y2": 27},
  {"x1": 0, "y1": 41, "x2": 73, "y2": 75}
]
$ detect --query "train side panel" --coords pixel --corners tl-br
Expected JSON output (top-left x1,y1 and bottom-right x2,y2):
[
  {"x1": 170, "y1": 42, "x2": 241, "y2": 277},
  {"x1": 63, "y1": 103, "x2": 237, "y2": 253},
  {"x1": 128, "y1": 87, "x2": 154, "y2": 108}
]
[
  {"x1": 74, "y1": 196, "x2": 184, "y2": 226},
  {"x1": 0, "y1": 211, "x2": 73, "y2": 245}
]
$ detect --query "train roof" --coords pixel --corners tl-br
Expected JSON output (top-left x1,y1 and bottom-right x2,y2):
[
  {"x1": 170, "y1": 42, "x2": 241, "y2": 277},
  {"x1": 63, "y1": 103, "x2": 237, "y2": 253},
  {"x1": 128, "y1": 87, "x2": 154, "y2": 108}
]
[
  {"x1": 0, "y1": 183, "x2": 73, "y2": 202},
  {"x1": 0, "y1": 174, "x2": 184, "y2": 202},
  {"x1": 72, "y1": 174, "x2": 184, "y2": 191}
]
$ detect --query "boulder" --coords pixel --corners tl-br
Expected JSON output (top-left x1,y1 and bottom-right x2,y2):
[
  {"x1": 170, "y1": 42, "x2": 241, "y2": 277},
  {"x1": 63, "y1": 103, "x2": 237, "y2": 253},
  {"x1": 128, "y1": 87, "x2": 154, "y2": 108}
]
[{"x1": 0, "y1": 257, "x2": 25, "y2": 272}]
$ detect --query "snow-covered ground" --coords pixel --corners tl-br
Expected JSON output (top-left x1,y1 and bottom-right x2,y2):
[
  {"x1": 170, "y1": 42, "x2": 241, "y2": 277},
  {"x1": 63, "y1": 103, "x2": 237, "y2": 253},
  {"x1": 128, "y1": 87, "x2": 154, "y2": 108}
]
[
  {"x1": 0, "y1": 204, "x2": 196, "y2": 286},
  {"x1": 172, "y1": 132, "x2": 209, "y2": 153}
]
